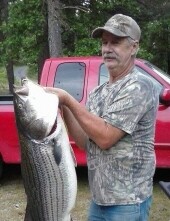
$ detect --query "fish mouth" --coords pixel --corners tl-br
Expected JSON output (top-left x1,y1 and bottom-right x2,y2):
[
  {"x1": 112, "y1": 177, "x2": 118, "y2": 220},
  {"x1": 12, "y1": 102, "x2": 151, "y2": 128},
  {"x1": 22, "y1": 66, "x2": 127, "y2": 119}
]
[
  {"x1": 13, "y1": 84, "x2": 29, "y2": 96},
  {"x1": 13, "y1": 78, "x2": 29, "y2": 93},
  {"x1": 48, "y1": 117, "x2": 58, "y2": 136}
]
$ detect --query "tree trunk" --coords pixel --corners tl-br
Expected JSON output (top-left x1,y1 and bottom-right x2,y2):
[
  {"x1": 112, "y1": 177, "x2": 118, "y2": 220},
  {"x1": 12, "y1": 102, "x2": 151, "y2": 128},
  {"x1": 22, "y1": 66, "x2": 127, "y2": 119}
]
[
  {"x1": 37, "y1": 9, "x2": 50, "y2": 82},
  {"x1": 0, "y1": 0, "x2": 15, "y2": 93},
  {"x1": 167, "y1": 25, "x2": 170, "y2": 74},
  {"x1": 37, "y1": 37, "x2": 50, "y2": 83},
  {"x1": 46, "y1": 0, "x2": 63, "y2": 57},
  {"x1": 6, "y1": 60, "x2": 14, "y2": 94}
]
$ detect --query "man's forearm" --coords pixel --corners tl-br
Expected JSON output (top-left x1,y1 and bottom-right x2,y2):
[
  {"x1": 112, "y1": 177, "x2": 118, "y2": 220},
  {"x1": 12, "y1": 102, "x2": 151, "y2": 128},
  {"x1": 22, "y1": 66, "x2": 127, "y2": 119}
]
[
  {"x1": 62, "y1": 106, "x2": 87, "y2": 149},
  {"x1": 63, "y1": 95, "x2": 120, "y2": 149}
]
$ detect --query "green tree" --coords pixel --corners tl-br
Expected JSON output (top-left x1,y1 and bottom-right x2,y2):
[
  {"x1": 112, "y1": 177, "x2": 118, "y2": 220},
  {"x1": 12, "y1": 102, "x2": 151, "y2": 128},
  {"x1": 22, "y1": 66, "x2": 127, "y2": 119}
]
[
  {"x1": 61, "y1": 0, "x2": 170, "y2": 73},
  {"x1": 0, "y1": 0, "x2": 48, "y2": 83},
  {"x1": 62, "y1": 0, "x2": 141, "y2": 56},
  {"x1": 0, "y1": 0, "x2": 15, "y2": 93},
  {"x1": 136, "y1": 0, "x2": 170, "y2": 72},
  {"x1": 0, "y1": 0, "x2": 169, "y2": 86}
]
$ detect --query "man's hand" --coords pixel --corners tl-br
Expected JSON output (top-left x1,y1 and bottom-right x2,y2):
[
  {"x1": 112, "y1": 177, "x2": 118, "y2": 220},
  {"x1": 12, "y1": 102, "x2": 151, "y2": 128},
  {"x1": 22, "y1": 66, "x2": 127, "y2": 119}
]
[{"x1": 44, "y1": 87, "x2": 71, "y2": 106}]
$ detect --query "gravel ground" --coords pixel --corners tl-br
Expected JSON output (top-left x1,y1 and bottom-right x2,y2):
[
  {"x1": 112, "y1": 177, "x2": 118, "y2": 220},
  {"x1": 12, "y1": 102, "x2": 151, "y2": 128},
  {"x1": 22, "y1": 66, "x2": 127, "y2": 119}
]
[{"x1": 0, "y1": 165, "x2": 170, "y2": 221}]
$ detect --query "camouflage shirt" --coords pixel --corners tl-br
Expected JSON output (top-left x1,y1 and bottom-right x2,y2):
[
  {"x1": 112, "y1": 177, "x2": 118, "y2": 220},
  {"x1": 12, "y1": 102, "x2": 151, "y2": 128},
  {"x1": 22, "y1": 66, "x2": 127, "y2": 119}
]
[{"x1": 86, "y1": 67, "x2": 160, "y2": 205}]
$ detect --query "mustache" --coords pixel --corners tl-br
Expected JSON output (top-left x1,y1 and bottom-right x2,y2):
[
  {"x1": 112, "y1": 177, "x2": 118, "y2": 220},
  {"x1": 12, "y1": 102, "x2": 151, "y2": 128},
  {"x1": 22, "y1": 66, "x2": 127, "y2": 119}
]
[{"x1": 103, "y1": 53, "x2": 117, "y2": 59}]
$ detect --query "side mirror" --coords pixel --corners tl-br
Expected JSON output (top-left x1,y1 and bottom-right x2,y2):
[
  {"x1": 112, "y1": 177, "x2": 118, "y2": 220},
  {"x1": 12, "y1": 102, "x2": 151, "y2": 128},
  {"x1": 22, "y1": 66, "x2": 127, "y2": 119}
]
[
  {"x1": 160, "y1": 88, "x2": 170, "y2": 106},
  {"x1": 159, "y1": 181, "x2": 170, "y2": 199}
]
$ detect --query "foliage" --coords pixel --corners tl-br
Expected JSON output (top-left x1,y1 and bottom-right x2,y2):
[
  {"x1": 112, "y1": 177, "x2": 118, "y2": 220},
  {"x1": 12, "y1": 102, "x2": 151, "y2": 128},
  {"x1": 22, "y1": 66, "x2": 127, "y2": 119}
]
[
  {"x1": 62, "y1": 0, "x2": 170, "y2": 73},
  {"x1": 73, "y1": 38, "x2": 101, "y2": 56},
  {"x1": 0, "y1": 66, "x2": 10, "y2": 94},
  {"x1": 0, "y1": 0, "x2": 46, "y2": 66},
  {"x1": 141, "y1": 18, "x2": 170, "y2": 72},
  {"x1": 137, "y1": 47, "x2": 154, "y2": 61},
  {"x1": 62, "y1": 0, "x2": 141, "y2": 56},
  {"x1": 0, "y1": 0, "x2": 169, "y2": 74}
]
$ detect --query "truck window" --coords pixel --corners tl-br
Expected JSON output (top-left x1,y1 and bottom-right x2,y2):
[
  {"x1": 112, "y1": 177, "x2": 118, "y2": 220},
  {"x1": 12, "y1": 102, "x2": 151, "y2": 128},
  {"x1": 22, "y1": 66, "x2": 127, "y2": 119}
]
[
  {"x1": 136, "y1": 66, "x2": 163, "y2": 93},
  {"x1": 54, "y1": 62, "x2": 85, "y2": 102},
  {"x1": 99, "y1": 64, "x2": 108, "y2": 85},
  {"x1": 100, "y1": 63, "x2": 163, "y2": 96}
]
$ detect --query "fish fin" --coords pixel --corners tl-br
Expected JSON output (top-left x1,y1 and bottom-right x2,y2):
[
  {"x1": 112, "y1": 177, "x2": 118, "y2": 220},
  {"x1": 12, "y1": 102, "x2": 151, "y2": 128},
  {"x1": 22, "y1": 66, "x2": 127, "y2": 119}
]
[
  {"x1": 53, "y1": 139, "x2": 62, "y2": 165},
  {"x1": 69, "y1": 144, "x2": 77, "y2": 167}
]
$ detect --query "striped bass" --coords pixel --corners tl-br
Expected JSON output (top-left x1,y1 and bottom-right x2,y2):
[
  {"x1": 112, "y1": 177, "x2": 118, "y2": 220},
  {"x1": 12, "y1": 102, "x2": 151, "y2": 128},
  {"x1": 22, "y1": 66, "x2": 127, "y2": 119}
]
[{"x1": 13, "y1": 79, "x2": 77, "y2": 221}]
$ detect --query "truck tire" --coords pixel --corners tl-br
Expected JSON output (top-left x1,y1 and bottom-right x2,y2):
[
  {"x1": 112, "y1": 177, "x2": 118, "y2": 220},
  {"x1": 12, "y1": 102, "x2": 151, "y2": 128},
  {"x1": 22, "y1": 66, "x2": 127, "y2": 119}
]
[{"x1": 0, "y1": 158, "x2": 3, "y2": 179}]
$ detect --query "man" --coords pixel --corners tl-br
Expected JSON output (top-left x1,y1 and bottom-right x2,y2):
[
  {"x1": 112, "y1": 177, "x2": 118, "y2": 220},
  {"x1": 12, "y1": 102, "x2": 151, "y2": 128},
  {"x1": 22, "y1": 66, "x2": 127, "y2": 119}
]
[{"x1": 46, "y1": 14, "x2": 159, "y2": 221}]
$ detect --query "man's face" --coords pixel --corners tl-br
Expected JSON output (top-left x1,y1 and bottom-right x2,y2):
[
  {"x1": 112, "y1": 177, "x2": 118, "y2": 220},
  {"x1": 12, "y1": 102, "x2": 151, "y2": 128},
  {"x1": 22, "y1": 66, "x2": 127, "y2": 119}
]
[{"x1": 101, "y1": 31, "x2": 138, "y2": 74}]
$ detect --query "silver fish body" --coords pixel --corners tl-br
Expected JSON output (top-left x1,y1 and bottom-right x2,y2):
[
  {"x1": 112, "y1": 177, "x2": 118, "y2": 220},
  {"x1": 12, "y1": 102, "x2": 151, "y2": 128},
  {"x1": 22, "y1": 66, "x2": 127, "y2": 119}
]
[{"x1": 13, "y1": 79, "x2": 77, "y2": 221}]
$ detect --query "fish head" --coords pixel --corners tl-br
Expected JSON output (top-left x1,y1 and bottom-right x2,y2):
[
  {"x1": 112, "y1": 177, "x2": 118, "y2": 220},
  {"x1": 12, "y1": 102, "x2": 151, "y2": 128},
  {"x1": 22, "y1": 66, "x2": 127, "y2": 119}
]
[{"x1": 13, "y1": 78, "x2": 59, "y2": 140}]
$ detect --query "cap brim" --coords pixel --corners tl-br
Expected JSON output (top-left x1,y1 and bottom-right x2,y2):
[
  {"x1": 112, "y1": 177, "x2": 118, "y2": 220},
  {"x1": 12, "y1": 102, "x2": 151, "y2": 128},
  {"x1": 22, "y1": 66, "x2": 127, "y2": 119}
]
[{"x1": 91, "y1": 27, "x2": 128, "y2": 38}]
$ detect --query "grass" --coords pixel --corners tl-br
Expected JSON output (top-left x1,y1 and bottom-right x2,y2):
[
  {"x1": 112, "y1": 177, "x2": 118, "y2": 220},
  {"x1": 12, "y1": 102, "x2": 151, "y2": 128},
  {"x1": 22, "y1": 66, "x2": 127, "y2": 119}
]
[
  {"x1": 150, "y1": 183, "x2": 170, "y2": 221},
  {"x1": 0, "y1": 165, "x2": 169, "y2": 221},
  {"x1": 0, "y1": 67, "x2": 9, "y2": 94}
]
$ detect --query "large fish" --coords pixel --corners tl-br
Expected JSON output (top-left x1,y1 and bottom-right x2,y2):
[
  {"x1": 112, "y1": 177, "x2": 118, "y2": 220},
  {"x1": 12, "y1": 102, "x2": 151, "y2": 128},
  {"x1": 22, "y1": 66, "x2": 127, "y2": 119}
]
[{"x1": 13, "y1": 78, "x2": 77, "y2": 221}]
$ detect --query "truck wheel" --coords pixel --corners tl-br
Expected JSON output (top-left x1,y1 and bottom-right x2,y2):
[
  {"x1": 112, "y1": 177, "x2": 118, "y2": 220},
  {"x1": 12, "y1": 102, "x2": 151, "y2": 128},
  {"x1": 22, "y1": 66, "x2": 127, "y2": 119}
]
[{"x1": 0, "y1": 158, "x2": 3, "y2": 179}]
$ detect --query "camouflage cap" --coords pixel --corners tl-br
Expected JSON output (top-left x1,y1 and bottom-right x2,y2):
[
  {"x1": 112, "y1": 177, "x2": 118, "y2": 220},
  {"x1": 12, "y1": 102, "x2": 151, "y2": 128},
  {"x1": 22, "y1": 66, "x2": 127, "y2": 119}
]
[{"x1": 91, "y1": 14, "x2": 141, "y2": 41}]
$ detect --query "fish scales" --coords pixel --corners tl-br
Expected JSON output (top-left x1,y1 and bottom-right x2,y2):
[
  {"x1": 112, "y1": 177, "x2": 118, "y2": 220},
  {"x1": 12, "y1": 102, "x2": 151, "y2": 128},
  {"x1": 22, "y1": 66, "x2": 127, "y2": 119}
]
[
  {"x1": 13, "y1": 79, "x2": 77, "y2": 221},
  {"x1": 20, "y1": 128, "x2": 75, "y2": 221}
]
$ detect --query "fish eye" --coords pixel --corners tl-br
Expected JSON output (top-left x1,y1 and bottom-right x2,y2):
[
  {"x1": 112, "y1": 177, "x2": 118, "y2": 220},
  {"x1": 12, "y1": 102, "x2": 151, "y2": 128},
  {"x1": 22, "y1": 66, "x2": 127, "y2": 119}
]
[{"x1": 18, "y1": 103, "x2": 23, "y2": 109}]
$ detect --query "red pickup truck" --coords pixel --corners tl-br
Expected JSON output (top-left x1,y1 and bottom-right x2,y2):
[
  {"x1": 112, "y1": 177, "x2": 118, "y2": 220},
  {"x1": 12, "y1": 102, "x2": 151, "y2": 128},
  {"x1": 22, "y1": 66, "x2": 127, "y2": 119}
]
[{"x1": 1, "y1": 56, "x2": 170, "y2": 177}]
